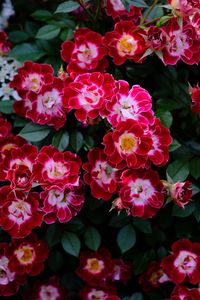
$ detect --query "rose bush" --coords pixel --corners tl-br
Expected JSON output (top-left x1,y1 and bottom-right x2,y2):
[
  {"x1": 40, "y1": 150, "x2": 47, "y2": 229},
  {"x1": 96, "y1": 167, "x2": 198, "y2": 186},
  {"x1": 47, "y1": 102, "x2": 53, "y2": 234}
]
[{"x1": 0, "y1": 0, "x2": 199, "y2": 299}]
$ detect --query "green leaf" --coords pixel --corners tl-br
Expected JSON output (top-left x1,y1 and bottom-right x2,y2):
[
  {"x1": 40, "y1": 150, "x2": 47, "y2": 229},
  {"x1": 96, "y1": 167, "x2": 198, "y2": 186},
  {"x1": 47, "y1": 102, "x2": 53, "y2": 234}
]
[
  {"x1": 52, "y1": 131, "x2": 69, "y2": 151},
  {"x1": 130, "y1": 293, "x2": 144, "y2": 300},
  {"x1": 193, "y1": 201, "x2": 200, "y2": 222},
  {"x1": 134, "y1": 250, "x2": 155, "y2": 275},
  {"x1": 8, "y1": 31, "x2": 29, "y2": 43},
  {"x1": 169, "y1": 139, "x2": 181, "y2": 152},
  {"x1": 172, "y1": 202, "x2": 195, "y2": 218},
  {"x1": 10, "y1": 43, "x2": 45, "y2": 62},
  {"x1": 156, "y1": 98, "x2": 181, "y2": 111},
  {"x1": 190, "y1": 158, "x2": 200, "y2": 180},
  {"x1": 62, "y1": 232, "x2": 81, "y2": 257},
  {"x1": 156, "y1": 15, "x2": 172, "y2": 27},
  {"x1": 122, "y1": 0, "x2": 148, "y2": 9},
  {"x1": 117, "y1": 224, "x2": 136, "y2": 253},
  {"x1": 36, "y1": 25, "x2": 60, "y2": 40},
  {"x1": 31, "y1": 9, "x2": 52, "y2": 20},
  {"x1": 167, "y1": 160, "x2": 189, "y2": 182},
  {"x1": 0, "y1": 100, "x2": 14, "y2": 114},
  {"x1": 48, "y1": 250, "x2": 64, "y2": 272},
  {"x1": 18, "y1": 122, "x2": 51, "y2": 142},
  {"x1": 132, "y1": 217, "x2": 152, "y2": 234},
  {"x1": 84, "y1": 227, "x2": 101, "y2": 251},
  {"x1": 14, "y1": 116, "x2": 28, "y2": 127},
  {"x1": 109, "y1": 211, "x2": 130, "y2": 228},
  {"x1": 55, "y1": 1, "x2": 80, "y2": 14},
  {"x1": 155, "y1": 109, "x2": 173, "y2": 128},
  {"x1": 70, "y1": 131, "x2": 84, "y2": 152},
  {"x1": 132, "y1": 0, "x2": 148, "y2": 7},
  {"x1": 45, "y1": 224, "x2": 61, "y2": 248}
]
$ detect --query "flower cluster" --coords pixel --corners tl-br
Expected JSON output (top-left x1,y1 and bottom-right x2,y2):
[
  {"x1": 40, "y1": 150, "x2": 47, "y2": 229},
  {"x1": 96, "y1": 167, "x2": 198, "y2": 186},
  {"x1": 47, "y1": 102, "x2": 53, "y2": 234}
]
[
  {"x1": 0, "y1": 119, "x2": 84, "y2": 241},
  {"x1": 77, "y1": 74, "x2": 172, "y2": 218},
  {"x1": 139, "y1": 239, "x2": 200, "y2": 298},
  {"x1": 0, "y1": 233, "x2": 48, "y2": 296},
  {"x1": 76, "y1": 248, "x2": 132, "y2": 299},
  {"x1": 23, "y1": 276, "x2": 68, "y2": 300},
  {"x1": 10, "y1": 61, "x2": 71, "y2": 130}
]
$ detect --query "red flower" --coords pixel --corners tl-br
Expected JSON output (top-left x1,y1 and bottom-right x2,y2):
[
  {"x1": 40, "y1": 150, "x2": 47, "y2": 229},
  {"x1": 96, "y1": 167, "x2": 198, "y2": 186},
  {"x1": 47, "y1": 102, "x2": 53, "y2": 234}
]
[
  {"x1": 169, "y1": 285, "x2": 200, "y2": 300},
  {"x1": 147, "y1": 118, "x2": 172, "y2": 166},
  {"x1": 10, "y1": 61, "x2": 54, "y2": 99},
  {"x1": 61, "y1": 28, "x2": 108, "y2": 78},
  {"x1": 103, "y1": 119, "x2": 152, "y2": 169},
  {"x1": 161, "y1": 18, "x2": 200, "y2": 65},
  {"x1": 190, "y1": 84, "x2": 200, "y2": 114},
  {"x1": 105, "y1": 0, "x2": 141, "y2": 24},
  {"x1": 33, "y1": 146, "x2": 81, "y2": 190},
  {"x1": 76, "y1": 248, "x2": 114, "y2": 286},
  {"x1": 169, "y1": 181, "x2": 192, "y2": 208},
  {"x1": 41, "y1": 183, "x2": 85, "y2": 224},
  {"x1": 24, "y1": 77, "x2": 67, "y2": 130},
  {"x1": 161, "y1": 239, "x2": 200, "y2": 284},
  {"x1": 103, "y1": 21, "x2": 147, "y2": 65},
  {"x1": 0, "y1": 117, "x2": 12, "y2": 139},
  {"x1": 0, "y1": 31, "x2": 11, "y2": 55},
  {"x1": 168, "y1": 0, "x2": 200, "y2": 16},
  {"x1": 83, "y1": 147, "x2": 120, "y2": 200},
  {"x1": 23, "y1": 276, "x2": 68, "y2": 300},
  {"x1": 63, "y1": 72, "x2": 115, "y2": 122},
  {"x1": 79, "y1": 285, "x2": 118, "y2": 300},
  {"x1": 0, "y1": 243, "x2": 26, "y2": 297},
  {"x1": 0, "y1": 135, "x2": 27, "y2": 168},
  {"x1": 0, "y1": 189, "x2": 43, "y2": 238},
  {"x1": 146, "y1": 26, "x2": 166, "y2": 51},
  {"x1": 8, "y1": 233, "x2": 49, "y2": 276},
  {"x1": 139, "y1": 261, "x2": 170, "y2": 293},
  {"x1": 119, "y1": 169, "x2": 164, "y2": 218},
  {"x1": 110, "y1": 259, "x2": 132, "y2": 283},
  {"x1": 0, "y1": 144, "x2": 38, "y2": 191},
  {"x1": 101, "y1": 80, "x2": 154, "y2": 127}
]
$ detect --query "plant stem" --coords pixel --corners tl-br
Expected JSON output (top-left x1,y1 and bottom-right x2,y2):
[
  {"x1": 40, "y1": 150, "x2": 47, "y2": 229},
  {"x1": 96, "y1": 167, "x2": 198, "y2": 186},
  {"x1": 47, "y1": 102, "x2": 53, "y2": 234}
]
[
  {"x1": 95, "y1": 0, "x2": 102, "y2": 21},
  {"x1": 76, "y1": 0, "x2": 95, "y2": 22},
  {"x1": 141, "y1": 0, "x2": 159, "y2": 24}
]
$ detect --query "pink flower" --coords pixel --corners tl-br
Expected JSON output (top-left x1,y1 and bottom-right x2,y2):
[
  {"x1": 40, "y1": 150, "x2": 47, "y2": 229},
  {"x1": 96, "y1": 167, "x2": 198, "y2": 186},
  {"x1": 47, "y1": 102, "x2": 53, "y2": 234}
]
[
  {"x1": 33, "y1": 146, "x2": 81, "y2": 190},
  {"x1": 169, "y1": 181, "x2": 192, "y2": 208},
  {"x1": 83, "y1": 147, "x2": 120, "y2": 200},
  {"x1": 103, "y1": 119, "x2": 152, "y2": 169},
  {"x1": 103, "y1": 21, "x2": 147, "y2": 65},
  {"x1": 161, "y1": 239, "x2": 200, "y2": 284},
  {"x1": 41, "y1": 183, "x2": 85, "y2": 224},
  {"x1": 119, "y1": 169, "x2": 164, "y2": 218},
  {"x1": 0, "y1": 189, "x2": 43, "y2": 238},
  {"x1": 101, "y1": 80, "x2": 154, "y2": 128},
  {"x1": 63, "y1": 72, "x2": 115, "y2": 122},
  {"x1": 190, "y1": 84, "x2": 200, "y2": 114},
  {"x1": 61, "y1": 28, "x2": 108, "y2": 78},
  {"x1": 168, "y1": 0, "x2": 200, "y2": 16}
]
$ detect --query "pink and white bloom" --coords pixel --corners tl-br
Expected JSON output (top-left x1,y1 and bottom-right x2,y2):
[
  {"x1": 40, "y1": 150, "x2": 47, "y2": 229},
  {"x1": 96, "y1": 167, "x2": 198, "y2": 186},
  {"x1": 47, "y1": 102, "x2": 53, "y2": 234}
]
[
  {"x1": 83, "y1": 147, "x2": 120, "y2": 200},
  {"x1": 0, "y1": 189, "x2": 43, "y2": 238},
  {"x1": 61, "y1": 28, "x2": 108, "y2": 78},
  {"x1": 119, "y1": 169, "x2": 164, "y2": 218},
  {"x1": 25, "y1": 78, "x2": 67, "y2": 130},
  {"x1": 101, "y1": 80, "x2": 154, "y2": 127},
  {"x1": 33, "y1": 146, "x2": 81, "y2": 190},
  {"x1": 41, "y1": 183, "x2": 85, "y2": 224},
  {"x1": 161, "y1": 18, "x2": 200, "y2": 65},
  {"x1": 63, "y1": 72, "x2": 115, "y2": 122},
  {"x1": 147, "y1": 118, "x2": 172, "y2": 166},
  {"x1": 161, "y1": 239, "x2": 200, "y2": 284}
]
